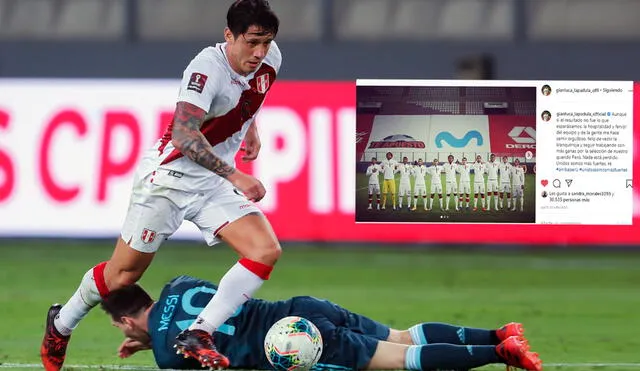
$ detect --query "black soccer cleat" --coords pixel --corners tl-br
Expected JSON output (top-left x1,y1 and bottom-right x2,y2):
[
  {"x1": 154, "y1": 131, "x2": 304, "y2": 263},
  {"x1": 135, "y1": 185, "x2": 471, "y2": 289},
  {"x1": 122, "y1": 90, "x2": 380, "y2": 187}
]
[
  {"x1": 175, "y1": 329, "x2": 230, "y2": 370},
  {"x1": 41, "y1": 304, "x2": 71, "y2": 371}
]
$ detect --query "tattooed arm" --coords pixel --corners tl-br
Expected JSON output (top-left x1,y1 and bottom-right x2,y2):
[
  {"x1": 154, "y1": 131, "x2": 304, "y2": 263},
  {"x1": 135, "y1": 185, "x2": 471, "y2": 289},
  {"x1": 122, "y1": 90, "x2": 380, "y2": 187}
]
[
  {"x1": 170, "y1": 101, "x2": 266, "y2": 201},
  {"x1": 170, "y1": 101, "x2": 236, "y2": 178}
]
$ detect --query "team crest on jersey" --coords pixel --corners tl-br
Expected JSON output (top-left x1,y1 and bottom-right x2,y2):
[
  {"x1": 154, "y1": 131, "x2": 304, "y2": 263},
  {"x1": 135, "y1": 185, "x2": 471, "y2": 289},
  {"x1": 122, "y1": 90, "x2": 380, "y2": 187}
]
[
  {"x1": 255, "y1": 73, "x2": 269, "y2": 94},
  {"x1": 141, "y1": 228, "x2": 156, "y2": 244}
]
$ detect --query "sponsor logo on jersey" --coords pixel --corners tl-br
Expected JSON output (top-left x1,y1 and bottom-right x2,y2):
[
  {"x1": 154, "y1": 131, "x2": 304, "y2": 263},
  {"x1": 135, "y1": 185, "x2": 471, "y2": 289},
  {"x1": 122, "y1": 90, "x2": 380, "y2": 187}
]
[
  {"x1": 141, "y1": 228, "x2": 156, "y2": 244},
  {"x1": 256, "y1": 73, "x2": 270, "y2": 94},
  {"x1": 434, "y1": 130, "x2": 484, "y2": 148},
  {"x1": 187, "y1": 73, "x2": 208, "y2": 93},
  {"x1": 369, "y1": 134, "x2": 426, "y2": 149}
]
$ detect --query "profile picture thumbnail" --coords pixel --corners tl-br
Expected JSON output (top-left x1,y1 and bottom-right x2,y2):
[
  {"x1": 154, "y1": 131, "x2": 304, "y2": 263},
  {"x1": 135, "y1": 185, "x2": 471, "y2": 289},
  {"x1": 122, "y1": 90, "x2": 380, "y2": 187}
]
[
  {"x1": 541, "y1": 85, "x2": 552, "y2": 96},
  {"x1": 541, "y1": 110, "x2": 551, "y2": 122}
]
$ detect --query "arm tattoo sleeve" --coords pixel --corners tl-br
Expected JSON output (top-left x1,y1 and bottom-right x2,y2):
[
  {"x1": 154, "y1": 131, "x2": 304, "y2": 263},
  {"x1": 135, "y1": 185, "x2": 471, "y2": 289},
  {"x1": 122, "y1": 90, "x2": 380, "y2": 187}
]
[{"x1": 171, "y1": 101, "x2": 236, "y2": 178}]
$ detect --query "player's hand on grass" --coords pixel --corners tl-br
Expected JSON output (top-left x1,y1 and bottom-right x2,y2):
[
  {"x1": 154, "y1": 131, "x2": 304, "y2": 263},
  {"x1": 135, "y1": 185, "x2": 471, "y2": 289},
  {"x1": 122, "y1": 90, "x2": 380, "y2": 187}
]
[
  {"x1": 118, "y1": 338, "x2": 150, "y2": 358},
  {"x1": 228, "y1": 171, "x2": 266, "y2": 202}
]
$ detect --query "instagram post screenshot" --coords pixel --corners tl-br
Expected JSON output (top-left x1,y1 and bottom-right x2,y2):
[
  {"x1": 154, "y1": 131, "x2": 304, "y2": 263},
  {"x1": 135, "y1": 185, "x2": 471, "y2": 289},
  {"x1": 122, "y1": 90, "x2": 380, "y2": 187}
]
[{"x1": 356, "y1": 80, "x2": 634, "y2": 225}]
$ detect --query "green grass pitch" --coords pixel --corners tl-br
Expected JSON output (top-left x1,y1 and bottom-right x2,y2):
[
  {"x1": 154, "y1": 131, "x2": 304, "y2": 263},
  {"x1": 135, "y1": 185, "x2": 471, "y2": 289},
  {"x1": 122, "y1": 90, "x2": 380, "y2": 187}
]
[
  {"x1": 356, "y1": 173, "x2": 536, "y2": 223},
  {"x1": 1, "y1": 240, "x2": 640, "y2": 370}
]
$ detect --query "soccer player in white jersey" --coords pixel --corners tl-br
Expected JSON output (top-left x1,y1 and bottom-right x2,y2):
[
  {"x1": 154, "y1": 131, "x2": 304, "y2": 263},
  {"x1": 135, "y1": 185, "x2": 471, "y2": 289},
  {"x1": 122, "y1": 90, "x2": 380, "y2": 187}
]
[
  {"x1": 443, "y1": 155, "x2": 459, "y2": 211},
  {"x1": 485, "y1": 154, "x2": 500, "y2": 211},
  {"x1": 472, "y1": 155, "x2": 487, "y2": 211},
  {"x1": 398, "y1": 156, "x2": 413, "y2": 210},
  {"x1": 380, "y1": 152, "x2": 399, "y2": 210},
  {"x1": 411, "y1": 158, "x2": 428, "y2": 211},
  {"x1": 41, "y1": 2, "x2": 282, "y2": 370},
  {"x1": 511, "y1": 159, "x2": 526, "y2": 211},
  {"x1": 457, "y1": 157, "x2": 472, "y2": 210},
  {"x1": 499, "y1": 155, "x2": 514, "y2": 210},
  {"x1": 427, "y1": 159, "x2": 444, "y2": 210},
  {"x1": 365, "y1": 157, "x2": 382, "y2": 210}
]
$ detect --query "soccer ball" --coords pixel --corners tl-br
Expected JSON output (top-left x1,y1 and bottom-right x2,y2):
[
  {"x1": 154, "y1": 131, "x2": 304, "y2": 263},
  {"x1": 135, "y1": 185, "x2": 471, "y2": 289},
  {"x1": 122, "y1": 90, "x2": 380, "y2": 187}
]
[{"x1": 264, "y1": 316, "x2": 323, "y2": 371}]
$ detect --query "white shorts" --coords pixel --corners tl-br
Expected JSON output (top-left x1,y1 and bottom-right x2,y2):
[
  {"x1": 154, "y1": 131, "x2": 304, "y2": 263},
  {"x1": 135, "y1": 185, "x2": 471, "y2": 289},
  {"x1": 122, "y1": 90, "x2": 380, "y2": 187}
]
[
  {"x1": 121, "y1": 173, "x2": 262, "y2": 253},
  {"x1": 368, "y1": 183, "x2": 381, "y2": 194},
  {"x1": 474, "y1": 182, "x2": 485, "y2": 194},
  {"x1": 399, "y1": 182, "x2": 412, "y2": 196},
  {"x1": 414, "y1": 185, "x2": 427, "y2": 196},
  {"x1": 500, "y1": 183, "x2": 512, "y2": 193},
  {"x1": 445, "y1": 180, "x2": 458, "y2": 194},
  {"x1": 459, "y1": 181, "x2": 471, "y2": 195},
  {"x1": 487, "y1": 180, "x2": 499, "y2": 193},
  {"x1": 513, "y1": 186, "x2": 524, "y2": 197},
  {"x1": 430, "y1": 182, "x2": 442, "y2": 194}
]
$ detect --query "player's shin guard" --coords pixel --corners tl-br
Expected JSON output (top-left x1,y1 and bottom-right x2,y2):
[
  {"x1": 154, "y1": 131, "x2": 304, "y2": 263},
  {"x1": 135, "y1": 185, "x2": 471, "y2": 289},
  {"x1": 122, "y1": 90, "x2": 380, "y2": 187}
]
[
  {"x1": 55, "y1": 261, "x2": 109, "y2": 335},
  {"x1": 405, "y1": 344, "x2": 499, "y2": 371},
  {"x1": 189, "y1": 258, "x2": 273, "y2": 334},
  {"x1": 368, "y1": 194, "x2": 373, "y2": 206}
]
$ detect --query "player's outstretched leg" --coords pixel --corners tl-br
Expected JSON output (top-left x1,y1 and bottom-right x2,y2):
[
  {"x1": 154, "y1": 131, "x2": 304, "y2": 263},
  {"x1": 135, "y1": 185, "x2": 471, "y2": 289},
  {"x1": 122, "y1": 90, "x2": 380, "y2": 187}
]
[
  {"x1": 409, "y1": 322, "x2": 524, "y2": 346},
  {"x1": 179, "y1": 214, "x2": 279, "y2": 369},
  {"x1": 41, "y1": 262, "x2": 108, "y2": 371},
  {"x1": 403, "y1": 336, "x2": 541, "y2": 371},
  {"x1": 41, "y1": 237, "x2": 156, "y2": 371}
]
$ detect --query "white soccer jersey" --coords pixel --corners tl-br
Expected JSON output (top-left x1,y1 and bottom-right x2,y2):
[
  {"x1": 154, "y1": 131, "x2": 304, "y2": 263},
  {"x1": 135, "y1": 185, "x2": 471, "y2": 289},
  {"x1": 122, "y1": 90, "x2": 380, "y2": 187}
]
[
  {"x1": 512, "y1": 166, "x2": 525, "y2": 186},
  {"x1": 427, "y1": 165, "x2": 443, "y2": 192},
  {"x1": 412, "y1": 165, "x2": 427, "y2": 186},
  {"x1": 444, "y1": 162, "x2": 458, "y2": 182},
  {"x1": 145, "y1": 42, "x2": 282, "y2": 193},
  {"x1": 399, "y1": 163, "x2": 413, "y2": 184},
  {"x1": 366, "y1": 164, "x2": 381, "y2": 185},
  {"x1": 486, "y1": 161, "x2": 500, "y2": 181},
  {"x1": 458, "y1": 164, "x2": 471, "y2": 183},
  {"x1": 499, "y1": 162, "x2": 513, "y2": 183},
  {"x1": 381, "y1": 159, "x2": 398, "y2": 180},
  {"x1": 427, "y1": 165, "x2": 443, "y2": 180},
  {"x1": 472, "y1": 162, "x2": 486, "y2": 183}
]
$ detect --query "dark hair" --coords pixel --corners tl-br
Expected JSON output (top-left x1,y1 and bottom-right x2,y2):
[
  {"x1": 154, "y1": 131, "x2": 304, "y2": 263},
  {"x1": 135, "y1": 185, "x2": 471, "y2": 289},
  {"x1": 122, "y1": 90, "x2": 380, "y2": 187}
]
[
  {"x1": 227, "y1": 0, "x2": 279, "y2": 37},
  {"x1": 100, "y1": 284, "x2": 153, "y2": 322}
]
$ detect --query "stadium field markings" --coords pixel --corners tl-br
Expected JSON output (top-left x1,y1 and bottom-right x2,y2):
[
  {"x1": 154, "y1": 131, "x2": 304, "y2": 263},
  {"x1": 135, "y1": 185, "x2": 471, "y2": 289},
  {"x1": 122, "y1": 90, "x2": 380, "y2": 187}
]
[{"x1": 3, "y1": 363, "x2": 640, "y2": 369}]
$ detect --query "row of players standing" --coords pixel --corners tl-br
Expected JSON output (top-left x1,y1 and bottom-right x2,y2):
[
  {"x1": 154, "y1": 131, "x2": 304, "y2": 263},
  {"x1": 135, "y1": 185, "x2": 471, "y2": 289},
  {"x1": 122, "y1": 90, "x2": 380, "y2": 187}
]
[{"x1": 365, "y1": 152, "x2": 526, "y2": 212}]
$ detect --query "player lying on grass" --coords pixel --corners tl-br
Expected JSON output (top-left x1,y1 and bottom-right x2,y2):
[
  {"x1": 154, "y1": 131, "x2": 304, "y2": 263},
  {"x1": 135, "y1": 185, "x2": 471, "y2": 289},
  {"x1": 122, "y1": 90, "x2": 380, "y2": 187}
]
[{"x1": 102, "y1": 275, "x2": 543, "y2": 371}]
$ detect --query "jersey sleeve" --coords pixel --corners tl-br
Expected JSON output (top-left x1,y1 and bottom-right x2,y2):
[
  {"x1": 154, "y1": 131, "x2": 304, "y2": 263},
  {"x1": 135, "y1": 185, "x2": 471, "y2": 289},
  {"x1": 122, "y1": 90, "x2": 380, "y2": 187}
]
[{"x1": 176, "y1": 49, "x2": 224, "y2": 112}]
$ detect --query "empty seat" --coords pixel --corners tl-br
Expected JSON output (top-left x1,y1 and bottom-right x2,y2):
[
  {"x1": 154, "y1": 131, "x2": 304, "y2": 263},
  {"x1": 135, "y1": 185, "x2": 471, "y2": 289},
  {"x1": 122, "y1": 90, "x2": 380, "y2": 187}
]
[
  {"x1": 529, "y1": 0, "x2": 640, "y2": 40},
  {"x1": 334, "y1": 0, "x2": 391, "y2": 40},
  {"x1": 138, "y1": 0, "x2": 228, "y2": 40},
  {"x1": 267, "y1": 0, "x2": 321, "y2": 40},
  {"x1": 438, "y1": 0, "x2": 512, "y2": 39},
  {"x1": 53, "y1": 0, "x2": 124, "y2": 39},
  {"x1": 0, "y1": 0, "x2": 55, "y2": 39}
]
